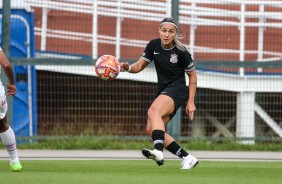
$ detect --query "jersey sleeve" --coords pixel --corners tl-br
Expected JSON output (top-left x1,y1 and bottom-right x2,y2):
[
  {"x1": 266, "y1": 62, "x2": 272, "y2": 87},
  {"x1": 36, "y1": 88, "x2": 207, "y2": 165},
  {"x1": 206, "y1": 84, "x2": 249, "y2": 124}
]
[
  {"x1": 140, "y1": 40, "x2": 154, "y2": 63},
  {"x1": 182, "y1": 51, "x2": 195, "y2": 72}
]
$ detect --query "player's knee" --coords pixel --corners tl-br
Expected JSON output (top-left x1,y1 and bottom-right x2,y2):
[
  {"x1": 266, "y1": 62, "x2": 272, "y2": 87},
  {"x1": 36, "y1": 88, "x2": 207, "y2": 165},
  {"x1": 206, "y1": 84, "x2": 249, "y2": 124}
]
[
  {"x1": 147, "y1": 107, "x2": 159, "y2": 120},
  {"x1": 0, "y1": 120, "x2": 8, "y2": 133}
]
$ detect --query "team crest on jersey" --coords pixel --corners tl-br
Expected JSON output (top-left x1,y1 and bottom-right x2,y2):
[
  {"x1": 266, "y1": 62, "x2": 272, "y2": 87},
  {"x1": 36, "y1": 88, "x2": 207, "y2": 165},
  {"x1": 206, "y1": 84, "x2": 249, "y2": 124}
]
[{"x1": 170, "y1": 54, "x2": 178, "y2": 64}]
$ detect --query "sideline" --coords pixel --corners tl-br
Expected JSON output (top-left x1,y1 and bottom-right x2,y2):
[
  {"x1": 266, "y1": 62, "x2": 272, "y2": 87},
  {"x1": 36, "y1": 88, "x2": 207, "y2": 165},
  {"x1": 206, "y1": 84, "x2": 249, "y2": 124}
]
[{"x1": 1, "y1": 150, "x2": 282, "y2": 161}]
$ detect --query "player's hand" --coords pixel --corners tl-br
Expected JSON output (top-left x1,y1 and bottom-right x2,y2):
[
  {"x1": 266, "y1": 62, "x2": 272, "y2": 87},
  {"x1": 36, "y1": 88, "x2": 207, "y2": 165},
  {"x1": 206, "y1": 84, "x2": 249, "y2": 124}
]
[
  {"x1": 186, "y1": 100, "x2": 196, "y2": 121},
  {"x1": 120, "y1": 62, "x2": 130, "y2": 72},
  {"x1": 7, "y1": 83, "x2": 17, "y2": 96}
]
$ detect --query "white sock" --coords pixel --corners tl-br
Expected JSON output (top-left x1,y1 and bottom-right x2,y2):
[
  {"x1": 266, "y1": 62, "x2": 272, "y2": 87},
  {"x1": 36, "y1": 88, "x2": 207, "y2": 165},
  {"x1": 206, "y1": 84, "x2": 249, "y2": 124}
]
[{"x1": 0, "y1": 127, "x2": 19, "y2": 163}]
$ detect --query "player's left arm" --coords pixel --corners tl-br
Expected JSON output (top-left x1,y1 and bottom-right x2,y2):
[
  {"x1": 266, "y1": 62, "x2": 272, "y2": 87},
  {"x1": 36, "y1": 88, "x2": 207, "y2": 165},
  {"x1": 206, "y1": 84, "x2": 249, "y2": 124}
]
[
  {"x1": 120, "y1": 58, "x2": 149, "y2": 73},
  {"x1": 185, "y1": 69, "x2": 197, "y2": 120}
]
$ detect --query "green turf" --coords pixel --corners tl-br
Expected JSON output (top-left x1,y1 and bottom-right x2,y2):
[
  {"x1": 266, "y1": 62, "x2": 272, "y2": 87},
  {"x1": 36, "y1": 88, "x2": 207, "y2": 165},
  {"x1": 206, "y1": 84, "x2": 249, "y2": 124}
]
[
  {"x1": 0, "y1": 160, "x2": 281, "y2": 184},
  {"x1": 15, "y1": 139, "x2": 282, "y2": 151}
]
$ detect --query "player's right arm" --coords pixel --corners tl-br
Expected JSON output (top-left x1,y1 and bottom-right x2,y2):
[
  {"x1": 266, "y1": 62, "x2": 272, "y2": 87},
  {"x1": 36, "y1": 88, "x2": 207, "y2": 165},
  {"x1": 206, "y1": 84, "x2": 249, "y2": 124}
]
[
  {"x1": 0, "y1": 50, "x2": 17, "y2": 96},
  {"x1": 121, "y1": 39, "x2": 154, "y2": 73},
  {"x1": 120, "y1": 58, "x2": 149, "y2": 73}
]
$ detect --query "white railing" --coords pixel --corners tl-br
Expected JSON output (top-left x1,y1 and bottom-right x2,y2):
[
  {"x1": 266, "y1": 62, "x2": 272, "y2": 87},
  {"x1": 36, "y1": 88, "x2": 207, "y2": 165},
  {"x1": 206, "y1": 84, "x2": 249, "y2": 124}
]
[
  {"x1": 180, "y1": 0, "x2": 282, "y2": 67},
  {"x1": 24, "y1": 0, "x2": 282, "y2": 64},
  {"x1": 25, "y1": 0, "x2": 171, "y2": 59}
]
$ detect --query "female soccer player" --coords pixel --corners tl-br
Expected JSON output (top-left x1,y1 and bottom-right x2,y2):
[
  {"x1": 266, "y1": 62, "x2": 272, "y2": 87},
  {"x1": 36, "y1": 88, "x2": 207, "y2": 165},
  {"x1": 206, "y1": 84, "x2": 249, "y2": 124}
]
[
  {"x1": 120, "y1": 17, "x2": 198, "y2": 169},
  {"x1": 0, "y1": 47, "x2": 22, "y2": 172}
]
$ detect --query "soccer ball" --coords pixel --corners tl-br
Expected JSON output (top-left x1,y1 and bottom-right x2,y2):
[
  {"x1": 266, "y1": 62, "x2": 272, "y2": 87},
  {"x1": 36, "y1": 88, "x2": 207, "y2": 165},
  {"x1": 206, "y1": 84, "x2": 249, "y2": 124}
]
[{"x1": 94, "y1": 55, "x2": 120, "y2": 80}]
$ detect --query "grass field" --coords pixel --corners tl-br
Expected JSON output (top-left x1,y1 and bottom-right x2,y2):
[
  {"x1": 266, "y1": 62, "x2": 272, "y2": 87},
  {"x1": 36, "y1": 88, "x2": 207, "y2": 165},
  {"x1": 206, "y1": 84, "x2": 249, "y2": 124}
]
[
  {"x1": 15, "y1": 139, "x2": 282, "y2": 151},
  {"x1": 0, "y1": 160, "x2": 281, "y2": 184}
]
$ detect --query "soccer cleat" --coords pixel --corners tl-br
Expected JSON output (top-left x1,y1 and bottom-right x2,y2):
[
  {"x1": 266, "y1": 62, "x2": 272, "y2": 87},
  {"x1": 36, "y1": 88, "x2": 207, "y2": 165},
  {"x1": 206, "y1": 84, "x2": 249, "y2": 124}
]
[
  {"x1": 142, "y1": 148, "x2": 164, "y2": 166},
  {"x1": 10, "y1": 162, "x2": 22, "y2": 172},
  {"x1": 181, "y1": 154, "x2": 199, "y2": 169}
]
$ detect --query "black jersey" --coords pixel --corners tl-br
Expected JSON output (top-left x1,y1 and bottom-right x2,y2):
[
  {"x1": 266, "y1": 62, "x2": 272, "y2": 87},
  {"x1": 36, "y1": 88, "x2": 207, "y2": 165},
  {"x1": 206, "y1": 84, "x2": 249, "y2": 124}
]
[{"x1": 140, "y1": 38, "x2": 195, "y2": 90}]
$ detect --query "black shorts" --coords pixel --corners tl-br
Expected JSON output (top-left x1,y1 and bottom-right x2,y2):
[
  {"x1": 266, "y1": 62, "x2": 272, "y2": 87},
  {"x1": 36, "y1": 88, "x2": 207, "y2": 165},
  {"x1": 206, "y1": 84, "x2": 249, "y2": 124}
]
[{"x1": 156, "y1": 82, "x2": 188, "y2": 120}]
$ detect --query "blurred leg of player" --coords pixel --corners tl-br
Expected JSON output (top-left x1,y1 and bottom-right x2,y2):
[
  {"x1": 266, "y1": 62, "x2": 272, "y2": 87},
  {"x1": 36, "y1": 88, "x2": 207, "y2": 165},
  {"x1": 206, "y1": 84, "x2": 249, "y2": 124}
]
[{"x1": 0, "y1": 94, "x2": 22, "y2": 172}]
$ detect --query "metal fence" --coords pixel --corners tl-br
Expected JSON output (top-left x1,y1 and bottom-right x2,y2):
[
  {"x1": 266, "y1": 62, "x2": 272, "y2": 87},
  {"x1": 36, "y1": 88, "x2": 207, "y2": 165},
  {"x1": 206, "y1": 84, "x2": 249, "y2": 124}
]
[{"x1": 3, "y1": 0, "x2": 282, "y2": 142}]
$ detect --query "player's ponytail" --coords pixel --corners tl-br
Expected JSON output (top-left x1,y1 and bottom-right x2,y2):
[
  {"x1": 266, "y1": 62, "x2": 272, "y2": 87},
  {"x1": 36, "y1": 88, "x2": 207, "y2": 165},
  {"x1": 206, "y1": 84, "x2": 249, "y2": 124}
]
[{"x1": 174, "y1": 33, "x2": 187, "y2": 51}]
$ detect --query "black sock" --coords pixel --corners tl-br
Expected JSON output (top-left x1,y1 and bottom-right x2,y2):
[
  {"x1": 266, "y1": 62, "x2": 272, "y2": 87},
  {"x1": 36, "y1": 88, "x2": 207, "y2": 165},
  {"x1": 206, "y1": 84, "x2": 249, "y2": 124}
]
[
  {"x1": 166, "y1": 141, "x2": 188, "y2": 158},
  {"x1": 151, "y1": 130, "x2": 165, "y2": 152}
]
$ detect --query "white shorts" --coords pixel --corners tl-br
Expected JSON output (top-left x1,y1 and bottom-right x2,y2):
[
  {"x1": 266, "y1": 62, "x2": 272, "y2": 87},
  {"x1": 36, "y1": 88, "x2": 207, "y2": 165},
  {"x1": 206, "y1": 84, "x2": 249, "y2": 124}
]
[{"x1": 0, "y1": 84, "x2": 7, "y2": 119}]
